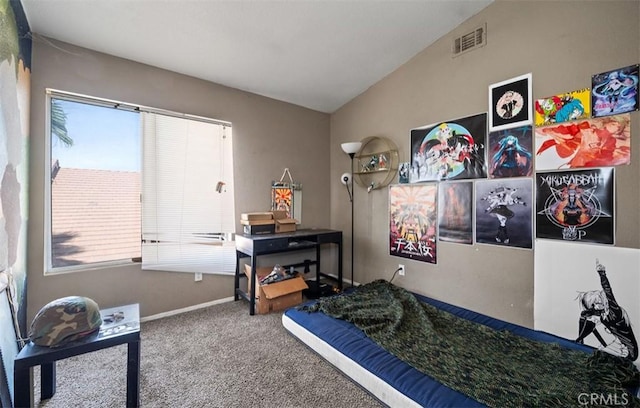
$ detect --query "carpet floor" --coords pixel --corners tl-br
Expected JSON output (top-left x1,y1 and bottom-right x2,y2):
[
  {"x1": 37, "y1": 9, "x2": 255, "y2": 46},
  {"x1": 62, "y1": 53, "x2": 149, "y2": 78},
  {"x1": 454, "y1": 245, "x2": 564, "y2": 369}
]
[{"x1": 31, "y1": 300, "x2": 383, "y2": 408}]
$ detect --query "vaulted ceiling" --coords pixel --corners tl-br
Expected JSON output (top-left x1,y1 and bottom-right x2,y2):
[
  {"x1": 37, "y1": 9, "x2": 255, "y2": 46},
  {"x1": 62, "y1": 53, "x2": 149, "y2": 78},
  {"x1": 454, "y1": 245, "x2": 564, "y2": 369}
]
[{"x1": 21, "y1": 0, "x2": 493, "y2": 113}]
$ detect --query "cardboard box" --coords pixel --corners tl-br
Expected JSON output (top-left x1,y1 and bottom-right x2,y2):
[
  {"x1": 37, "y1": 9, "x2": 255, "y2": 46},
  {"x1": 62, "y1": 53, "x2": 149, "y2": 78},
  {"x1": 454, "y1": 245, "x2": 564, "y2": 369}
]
[
  {"x1": 271, "y1": 210, "x2": 297, "y2": 233},
  {"x1": 241, "y1": 212, "x2": 274, "y2": 222},
  {"x1": 275, "y1": 219, "x2": 297, "y2": 233},
  {"x1": 240, "y1": 218, "x2": 275, "y2": 226},
  {"x1": 244, "y1": 264, "x2": 308, "y2": 314},
  {"x1": 243, "y1": 224, "x2": 275, "y2": 235}
]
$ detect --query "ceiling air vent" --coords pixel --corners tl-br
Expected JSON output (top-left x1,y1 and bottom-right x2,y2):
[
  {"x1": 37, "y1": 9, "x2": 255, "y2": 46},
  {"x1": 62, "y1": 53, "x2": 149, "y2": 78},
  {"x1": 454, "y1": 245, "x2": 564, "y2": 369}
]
[{"x1": 453, "y1": 24, "x2": 486, "y2": 57}]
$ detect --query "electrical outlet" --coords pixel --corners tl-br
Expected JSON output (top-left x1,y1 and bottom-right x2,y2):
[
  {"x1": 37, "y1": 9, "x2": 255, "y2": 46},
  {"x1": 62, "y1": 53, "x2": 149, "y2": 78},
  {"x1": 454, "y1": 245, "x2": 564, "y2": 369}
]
[
  {"x1": 195, "y1": 272, "x2": 203, "y2": 282},
  {"x1": 398, "y1": 264, "x2": 405, "y2": 276}
]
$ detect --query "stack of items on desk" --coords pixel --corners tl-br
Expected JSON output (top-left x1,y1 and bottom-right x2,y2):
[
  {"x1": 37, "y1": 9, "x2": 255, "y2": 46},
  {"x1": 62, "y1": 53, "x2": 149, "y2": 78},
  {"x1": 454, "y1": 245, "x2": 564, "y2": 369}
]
[
  {"x1": 241, "y1": 212, "x2": 275, "y2": 235},
  {"x1": 241, "y1": 211, "x2": 297, "y2": 235}
]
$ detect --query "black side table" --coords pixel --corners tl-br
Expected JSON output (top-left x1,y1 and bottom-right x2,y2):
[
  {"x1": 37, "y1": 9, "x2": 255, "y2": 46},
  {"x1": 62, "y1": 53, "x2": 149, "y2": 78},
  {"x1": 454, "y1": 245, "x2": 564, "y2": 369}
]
[{"x1": 14, "y1": 303, "x2": 141, "y2": 407}]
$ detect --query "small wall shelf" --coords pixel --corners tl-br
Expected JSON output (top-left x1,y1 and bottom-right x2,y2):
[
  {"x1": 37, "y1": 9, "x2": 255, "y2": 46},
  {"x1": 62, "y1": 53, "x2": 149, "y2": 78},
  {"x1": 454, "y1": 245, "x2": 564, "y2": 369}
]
[{"x1": 353, "y1": 136, "x2": 399, "y2": 191}]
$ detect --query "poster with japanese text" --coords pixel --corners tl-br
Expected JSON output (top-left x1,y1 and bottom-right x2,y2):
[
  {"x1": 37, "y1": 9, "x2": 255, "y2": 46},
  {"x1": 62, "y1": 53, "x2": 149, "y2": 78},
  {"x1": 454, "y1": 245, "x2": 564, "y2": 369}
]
[
  {"x1": 409, "y1": 113, "x2": 487, "y2": 183},
  {"x1": 535, "y1": 114, "x2": 630, "y2": 171},
  {"x1": 535, "y1": 168, "x2": 614, "y2": 244},
  {"x1": 475, "y1": 178, "x2": 532, "y2": 249},
  {"x1": 438, "y1": 181, "x2": 473, "y2": 245},
  {"x1": 534, "y1": 88, "x2": 590, "y2": 126},
  {"x1": 389, "y1": 184, "x2": 438, "y2": 263}
]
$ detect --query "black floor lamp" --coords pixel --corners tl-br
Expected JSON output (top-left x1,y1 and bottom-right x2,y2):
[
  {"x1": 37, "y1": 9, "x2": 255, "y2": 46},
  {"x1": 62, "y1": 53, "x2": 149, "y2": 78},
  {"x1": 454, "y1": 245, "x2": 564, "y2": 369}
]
[{"x1": 341, "y1": 141, "x2": 362, "y2": 289}]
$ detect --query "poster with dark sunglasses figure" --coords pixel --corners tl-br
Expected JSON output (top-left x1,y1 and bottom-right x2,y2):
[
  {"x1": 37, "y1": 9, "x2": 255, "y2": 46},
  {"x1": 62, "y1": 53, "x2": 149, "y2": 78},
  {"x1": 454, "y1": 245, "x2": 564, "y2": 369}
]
[{"x1": 535, "y1": 168, "x2": 614, "y2": 244}]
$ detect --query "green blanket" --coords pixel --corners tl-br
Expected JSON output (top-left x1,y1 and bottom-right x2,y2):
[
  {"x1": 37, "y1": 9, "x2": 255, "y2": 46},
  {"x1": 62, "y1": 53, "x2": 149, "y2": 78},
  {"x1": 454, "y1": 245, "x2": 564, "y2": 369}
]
[{"x1": 300, "y1": 280, "x2": 640, "y2": 408}]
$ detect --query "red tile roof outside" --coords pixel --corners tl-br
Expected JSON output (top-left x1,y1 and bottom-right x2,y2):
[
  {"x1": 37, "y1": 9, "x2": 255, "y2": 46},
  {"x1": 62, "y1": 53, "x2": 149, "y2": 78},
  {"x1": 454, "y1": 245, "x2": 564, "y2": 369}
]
[{"x1": 51, "y1": 167, "x2": 141, "y2": 267}]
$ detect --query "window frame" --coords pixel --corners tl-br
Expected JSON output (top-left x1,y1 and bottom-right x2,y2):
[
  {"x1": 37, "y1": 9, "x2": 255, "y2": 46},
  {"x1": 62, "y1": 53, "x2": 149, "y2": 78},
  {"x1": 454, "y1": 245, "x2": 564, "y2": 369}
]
[{"x1": 44, "y1": 89, "x2": 233, "y2": 275}]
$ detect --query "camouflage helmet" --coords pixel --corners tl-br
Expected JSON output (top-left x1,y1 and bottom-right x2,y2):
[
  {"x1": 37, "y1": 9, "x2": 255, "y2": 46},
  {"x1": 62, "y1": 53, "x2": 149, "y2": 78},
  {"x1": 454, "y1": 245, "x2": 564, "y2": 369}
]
[{"x1": 29, "y1": 296, "x2": 102, "y2": 347}]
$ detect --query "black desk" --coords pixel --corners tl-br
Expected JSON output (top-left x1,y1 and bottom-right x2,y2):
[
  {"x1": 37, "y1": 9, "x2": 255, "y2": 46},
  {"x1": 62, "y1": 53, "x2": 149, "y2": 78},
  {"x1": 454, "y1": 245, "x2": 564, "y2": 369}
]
[
  {"x1": 235, "y1": 229, "x2": 342, "y2": 315},
  {"x1": 14, "y1": 303, "x2": 140, "y2": 408}
]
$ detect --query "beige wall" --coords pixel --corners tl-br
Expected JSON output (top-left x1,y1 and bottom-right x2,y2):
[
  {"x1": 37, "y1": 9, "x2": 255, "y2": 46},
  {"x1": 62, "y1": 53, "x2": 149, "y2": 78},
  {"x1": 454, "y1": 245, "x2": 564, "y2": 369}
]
[
  {"x1": 28, "y1": 39, "x2": 330, "y2": 320},
  {"x1": 330, "y1": 0, "x2": 640, "y2": 327}
]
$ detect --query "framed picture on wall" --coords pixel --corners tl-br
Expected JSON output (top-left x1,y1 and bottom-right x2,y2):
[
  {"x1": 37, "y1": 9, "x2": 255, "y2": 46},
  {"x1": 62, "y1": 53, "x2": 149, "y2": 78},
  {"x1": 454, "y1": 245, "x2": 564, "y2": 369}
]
[
  {"x1": 488, "y1": 125, "x2": 533, "y2": 179},
  {"x1": 409, "y1": 113, "x2": 487, "y2": 183},
  {"x1": 591, "y1": 64, "x2": 639, "y2": 118},
  {"x1": 534, "y1": 88, "x2": 590, "y2": 126},
  {"x1": 389, "y1": 183, "x2": 438, "y2": 264},
  {"x1": 489, "y1": 73, "x2": 533, "y2": 131},
  {"x1": 535, "y1": 114, "x2": 631, "y2": 171},
  {"x1": 535, "y1": 167, "x2": 615, "y2": 244},
  {"x1": 438, "y1": 181, "x2": 473, "y2": 245},
  {"x1": 475, "y1": 178, "x2": 533, "y2": 249}
]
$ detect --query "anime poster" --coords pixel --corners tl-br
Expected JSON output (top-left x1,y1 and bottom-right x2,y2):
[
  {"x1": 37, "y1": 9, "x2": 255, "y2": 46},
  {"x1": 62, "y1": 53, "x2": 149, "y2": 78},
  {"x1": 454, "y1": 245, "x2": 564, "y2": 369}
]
[
  {"x1": 488, "y1": 125, "x2": 533, "y2": 179},
  {"x1": 389, "y1": 184, "x2": 438, "y2": 263},
  {"x1": 534, "y1": 88, "x2": 590, "y2": 126},
  {"x1": 535, "y1": 114, "x2": 630, "y2": 171},
  {"x1": 489, "y1": 73, "x2": 532, "y2": 131},
  {"x1": 438, "y1": 181, "x2": 473, "y2": 245},
  {"x1": 535, "y1": 241, "x2": 640, "y2": 368},
  {"x1": 409, "y1": 113, "x2": 487, "y2": 183},
  {"x1": 271, "y1": 185, "x2": 293, "y2": 217},
  {"x1": 535, "y1": 168, "x2": 614, "y2": 244},
  {"x1": 398, "y1": 162, "x2": 410, "y2": 184},
  {"x1": 475, "y1": 178, "x2": 532, "y2": 249},
  {"x1": 591, "y1": 64, "x2": 639, "y2": 117}
]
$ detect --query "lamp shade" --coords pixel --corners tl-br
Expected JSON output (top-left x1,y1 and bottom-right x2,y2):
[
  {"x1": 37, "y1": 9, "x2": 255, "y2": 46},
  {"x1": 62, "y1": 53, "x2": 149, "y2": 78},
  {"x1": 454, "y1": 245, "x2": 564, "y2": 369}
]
[{"x1": 341, "y1": 142, "x2": 362, "y2": 155}]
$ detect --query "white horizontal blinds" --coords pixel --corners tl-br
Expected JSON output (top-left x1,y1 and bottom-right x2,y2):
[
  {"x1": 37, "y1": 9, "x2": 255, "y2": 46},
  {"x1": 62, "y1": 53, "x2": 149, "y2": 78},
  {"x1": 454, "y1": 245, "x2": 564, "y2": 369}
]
[{"x1": 141, "y1": 112, "x2": 236, "y2": 274}]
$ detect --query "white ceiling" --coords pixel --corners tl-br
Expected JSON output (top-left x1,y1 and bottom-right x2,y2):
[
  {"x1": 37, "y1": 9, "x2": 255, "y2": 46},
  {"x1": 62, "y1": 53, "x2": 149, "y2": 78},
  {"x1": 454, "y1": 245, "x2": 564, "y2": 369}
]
[{"x1": 21, "y1": 0, "x2": 493, "y2": 113}]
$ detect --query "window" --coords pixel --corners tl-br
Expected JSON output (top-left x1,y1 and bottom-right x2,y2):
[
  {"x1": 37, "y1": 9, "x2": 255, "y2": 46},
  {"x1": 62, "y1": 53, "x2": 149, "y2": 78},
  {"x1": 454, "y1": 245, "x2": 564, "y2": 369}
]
[{"x1": 46, "y1": 90, "x2": 235, "y2": 274}]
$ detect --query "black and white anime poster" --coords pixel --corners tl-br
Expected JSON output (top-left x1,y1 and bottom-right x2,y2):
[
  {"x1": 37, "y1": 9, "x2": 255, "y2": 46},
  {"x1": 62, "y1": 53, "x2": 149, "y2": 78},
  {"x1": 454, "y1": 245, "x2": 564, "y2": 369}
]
[
  {"x1": 438, "y1": 181, "x2": 473, "y2": 245},
  {"x1": 535, "y1": 168, "x2": 614, "y2": 244},
  {"x1": 409, "y1": 113, "x2": 487, "y2": 183},
  {"x1": 475, "y1": 178, "x2": 532, "y2": 249},
  {"x1": 535, "y1": 240, "x2": 640, "y2": 368}
]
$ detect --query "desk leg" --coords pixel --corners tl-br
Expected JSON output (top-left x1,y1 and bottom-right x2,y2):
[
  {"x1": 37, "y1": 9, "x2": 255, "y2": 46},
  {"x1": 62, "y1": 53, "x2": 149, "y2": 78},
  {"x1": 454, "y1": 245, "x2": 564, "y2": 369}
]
[
  {"x1": 126, "y1": 339, "x2": 141, "y2": 408},
  {"x1": 41, "y1": 362, "x2": 56, "y2": 400},
  {"x1": 249, "y1": 258, "x2": 257, "y2": 315},
  {"x1": 315, "y1": 245, "x2": 321, "y2": 288},
  {"x1": 14, "y1": 365, "x2": 32, "y2": 408},
  {"x1": 338, "y1": 240, "x2": 343, "y2": 291},
  {"x1": 234, "y1": 251, "x2": 241, "y2": 301}
]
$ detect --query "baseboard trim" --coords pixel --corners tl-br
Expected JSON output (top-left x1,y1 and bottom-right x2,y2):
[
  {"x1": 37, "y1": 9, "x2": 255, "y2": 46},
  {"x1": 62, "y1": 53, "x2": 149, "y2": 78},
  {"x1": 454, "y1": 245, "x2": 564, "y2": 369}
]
[{"x1": 141, "y1": 296, "x2": 235, "y2": 323}]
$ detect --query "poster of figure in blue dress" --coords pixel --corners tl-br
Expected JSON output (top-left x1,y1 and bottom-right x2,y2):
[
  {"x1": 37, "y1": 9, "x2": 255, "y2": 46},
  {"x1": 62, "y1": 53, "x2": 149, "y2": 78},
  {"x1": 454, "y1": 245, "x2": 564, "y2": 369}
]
[
  {"x1": 409, "y1": 113, "x2": 487, "y2": 183},
  {"x1": 535, "y1": 168, "x2": 614, "y2": 244},
  {"x1": 591, "y1": 64, "x2": 639, "y2": 117},
  {"x1": 488, "y1": 125, "x2": 533, "y2": 179},
  {"x1": 389, "y1": 184, "x2": 438, "y2": 263},
  {"x1": 475, "y1": 178, "x2": 532, "y2": 249}
]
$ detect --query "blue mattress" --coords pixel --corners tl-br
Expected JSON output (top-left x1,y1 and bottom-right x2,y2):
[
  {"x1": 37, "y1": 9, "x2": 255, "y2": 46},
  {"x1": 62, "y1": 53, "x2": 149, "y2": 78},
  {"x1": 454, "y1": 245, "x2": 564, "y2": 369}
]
[{"x1": 283, "y1": 291, "x2": 595, "y2": 407}]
